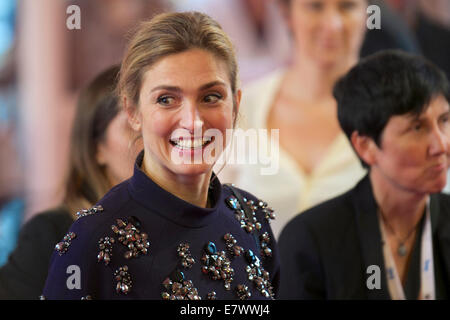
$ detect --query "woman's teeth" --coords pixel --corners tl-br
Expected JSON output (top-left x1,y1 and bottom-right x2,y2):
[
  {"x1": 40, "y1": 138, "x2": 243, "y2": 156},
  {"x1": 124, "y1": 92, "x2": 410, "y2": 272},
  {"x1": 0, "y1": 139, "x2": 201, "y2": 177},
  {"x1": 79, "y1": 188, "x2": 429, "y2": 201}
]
[{"x1": 171, "y1": 137, "x2": 212, "y2": 149}]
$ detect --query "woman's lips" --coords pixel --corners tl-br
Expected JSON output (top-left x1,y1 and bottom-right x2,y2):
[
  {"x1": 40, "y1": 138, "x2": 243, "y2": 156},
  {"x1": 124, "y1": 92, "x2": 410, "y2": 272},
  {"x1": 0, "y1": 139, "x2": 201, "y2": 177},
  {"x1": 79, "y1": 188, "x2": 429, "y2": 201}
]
[
  {"x1": 169, "y1": 136, "x2": 214, "y2": 150},
  {"x1": 429, "y1": 162, "x2": 447, "y2": 173}
]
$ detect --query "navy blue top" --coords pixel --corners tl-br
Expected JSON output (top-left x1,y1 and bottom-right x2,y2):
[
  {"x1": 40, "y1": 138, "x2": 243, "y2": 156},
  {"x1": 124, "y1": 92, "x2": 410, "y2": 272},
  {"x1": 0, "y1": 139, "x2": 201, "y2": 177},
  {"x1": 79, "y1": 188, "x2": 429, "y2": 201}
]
[{"x1": 42, "y1": 153, "x2": 279, "y2": 300}]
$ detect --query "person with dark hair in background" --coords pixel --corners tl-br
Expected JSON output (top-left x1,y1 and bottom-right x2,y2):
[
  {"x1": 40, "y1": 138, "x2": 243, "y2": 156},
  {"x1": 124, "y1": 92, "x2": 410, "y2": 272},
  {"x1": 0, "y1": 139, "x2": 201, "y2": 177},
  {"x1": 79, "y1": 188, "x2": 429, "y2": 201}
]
[
  {"x1": 0, "y1": 65, "x2": 141, "y2": 299},
  {"x1": 279, "y1": 50, "x2": 450, "y2": 299}
]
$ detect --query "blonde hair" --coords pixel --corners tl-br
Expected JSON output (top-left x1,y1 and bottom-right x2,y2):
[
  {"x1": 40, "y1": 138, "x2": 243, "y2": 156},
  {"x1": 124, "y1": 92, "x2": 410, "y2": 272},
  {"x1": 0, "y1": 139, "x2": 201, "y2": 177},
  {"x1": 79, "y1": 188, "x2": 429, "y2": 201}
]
[{"x1": 117, "y1": 11, "x2": 239, "y2": 117}]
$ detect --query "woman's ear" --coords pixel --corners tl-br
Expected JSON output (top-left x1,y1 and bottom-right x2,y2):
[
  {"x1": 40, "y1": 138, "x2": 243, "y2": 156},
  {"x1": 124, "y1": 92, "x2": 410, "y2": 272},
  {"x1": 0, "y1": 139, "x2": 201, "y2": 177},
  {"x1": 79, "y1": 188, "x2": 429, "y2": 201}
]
[
  {"x1": 124, "y1": 97, "x2": 141, "y2": 132},
  {"x1": 351, "y1": 131, "x2": 378, "y2": 167},
  {"x1": 234, "y1": 89, "x2": 242, "y2": 120},
  {"x1": 96, "y1": 141, "x2": 107, "y2": 166}
]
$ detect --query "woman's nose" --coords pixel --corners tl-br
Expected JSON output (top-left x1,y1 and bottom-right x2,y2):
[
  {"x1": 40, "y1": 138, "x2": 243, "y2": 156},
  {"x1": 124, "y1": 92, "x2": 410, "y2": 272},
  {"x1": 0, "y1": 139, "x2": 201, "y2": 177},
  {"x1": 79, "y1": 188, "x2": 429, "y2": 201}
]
[
  {"x1": 179, "y1": 102, "x2": 204, "y2": 134},
  {"x1": 429, "y1": 127, "x2": 448, "y2": 157},
  {"x1": 321, "y1": 8, "x2": 344, "y2": 34}
]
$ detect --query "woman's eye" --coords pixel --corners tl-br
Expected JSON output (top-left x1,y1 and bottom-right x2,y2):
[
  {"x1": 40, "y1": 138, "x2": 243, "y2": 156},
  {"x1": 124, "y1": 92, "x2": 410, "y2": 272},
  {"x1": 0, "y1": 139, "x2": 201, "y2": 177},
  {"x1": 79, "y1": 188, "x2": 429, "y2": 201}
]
[
  {"x1": 203, "y1": 94, "x2": 222, "y2": 104},
  {"x1": 412, "y1": 123, "x2": 422, "y2": 132},
  {"x1": 157, "y1": 95, "x2": 175, "y2": 106},
  {"x1": 339, "y1": 0, "x2": 357, "y2": 11},
  {"x1": 306, "y1": 1, "x2": 324, "y2": 11}
]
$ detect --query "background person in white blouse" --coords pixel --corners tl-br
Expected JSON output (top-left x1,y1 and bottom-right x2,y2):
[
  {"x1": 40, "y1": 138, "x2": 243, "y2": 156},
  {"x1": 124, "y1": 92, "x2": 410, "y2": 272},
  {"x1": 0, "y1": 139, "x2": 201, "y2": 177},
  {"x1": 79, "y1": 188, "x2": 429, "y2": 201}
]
[{"x1": 217, "y1": 0, "x2": 370, "y2": 238}]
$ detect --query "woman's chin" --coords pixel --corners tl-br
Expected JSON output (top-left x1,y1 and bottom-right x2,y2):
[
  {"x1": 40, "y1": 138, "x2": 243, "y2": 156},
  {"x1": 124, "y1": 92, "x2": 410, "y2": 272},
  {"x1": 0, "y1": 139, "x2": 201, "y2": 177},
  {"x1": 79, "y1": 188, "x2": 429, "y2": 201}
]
[{"x1": 169, "y1": 163, "x2": 215, "y2": 178}]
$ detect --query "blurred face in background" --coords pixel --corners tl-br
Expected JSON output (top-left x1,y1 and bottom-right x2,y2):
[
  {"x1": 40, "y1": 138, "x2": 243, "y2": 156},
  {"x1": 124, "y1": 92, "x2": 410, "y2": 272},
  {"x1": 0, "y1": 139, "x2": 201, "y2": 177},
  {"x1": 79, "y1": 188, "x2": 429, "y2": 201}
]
[
  {"x1": 286, "y1": 0, "x2": 367, "y2": 68},
  {"x1": 97, "y1": 110, "x2": 142, "y2": 186}
]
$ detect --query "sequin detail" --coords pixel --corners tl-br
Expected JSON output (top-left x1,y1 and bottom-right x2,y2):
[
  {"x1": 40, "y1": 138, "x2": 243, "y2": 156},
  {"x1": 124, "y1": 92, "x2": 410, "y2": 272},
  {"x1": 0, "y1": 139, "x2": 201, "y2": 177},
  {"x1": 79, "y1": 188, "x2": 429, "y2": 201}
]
[
  {"x1": 114, "y1": 266, "x2": 132, "y2": 294},
  {"x1": 207, "y1": 291, "x2": 217, "y2": 300},
  {"x1": 236, "y1": 284, "x2": 251, "y2": 300},
  {"x1": 223, "y1": 233, "x2": 244, "y2": 258},
  {"x1": 245, "y1": 249, "x2": 275, "y2": 299},
  {"x1": 257, "y1": 200, "x2": 276, "y2": 222},
  {"x1": 161, "y1": 270, "x2": 201, "y2": 300},
  {"x1": 97, "y1": 237, "x2": 115, "y2": 265},
  {"x1": 177, "y1": 243, "x2": 195, "y2": 269},
  {"x1": 111, "y1": 216, "x2": 149, "y2": 259},
  {"x1": 260, "y1": 232, "x2": 272, "y2": 258},
  {"x1": 226, "y1": 196, "x2": 258, "y2": 233},
  {"x1": 55, "y1": 232, "x2": 76, "y2": 255},
  {"x1": 76, "y1": 205, "x2": 103, "y2": 219},
  {"x1": 201, "y1": 242, "x2": 234, "y2": 290}
]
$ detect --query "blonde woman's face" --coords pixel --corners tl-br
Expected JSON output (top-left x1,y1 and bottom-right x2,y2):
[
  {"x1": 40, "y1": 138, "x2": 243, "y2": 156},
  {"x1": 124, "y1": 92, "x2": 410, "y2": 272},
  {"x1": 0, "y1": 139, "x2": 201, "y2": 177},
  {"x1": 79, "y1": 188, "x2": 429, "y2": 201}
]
[
  {"x1": 288, "y1": 0, "x2": 367, "y2": 68},
  {"x1": 130, "y1": 48, "x2": 239, "y2": 179}
]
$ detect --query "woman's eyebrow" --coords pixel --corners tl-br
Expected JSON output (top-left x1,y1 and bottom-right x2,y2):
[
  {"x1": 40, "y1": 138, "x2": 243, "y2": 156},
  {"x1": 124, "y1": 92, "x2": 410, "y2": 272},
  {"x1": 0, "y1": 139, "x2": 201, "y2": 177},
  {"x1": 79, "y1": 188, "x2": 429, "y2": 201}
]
[
  {"x1": 199, "y1": 81, "x2": 227, "y2": 91},
  {"x1": 150, "y1": 85, "x2": 182, "y2": 93},
  {"x1": 150, "y1": 81, "x2": 226, "y2": 93}
]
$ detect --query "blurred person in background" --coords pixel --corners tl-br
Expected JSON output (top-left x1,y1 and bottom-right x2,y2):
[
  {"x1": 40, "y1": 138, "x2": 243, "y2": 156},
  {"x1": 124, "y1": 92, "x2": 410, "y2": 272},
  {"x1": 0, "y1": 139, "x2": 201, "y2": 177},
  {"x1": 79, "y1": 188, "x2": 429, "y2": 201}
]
[
  {"x1": 217, "y1": 0, "x2": 422, "y2": 239},
  {"x1": 219, "y1": 0, "x2": 370, "y2": 239},
  {"x1": 175, "y1": 0, "x2": 292, "y2": 85},
  {"x1": 360, "y1": 0, "x2": 420, "y2": 57},
  {"x1": 386, "y1": 0, "x2": 450, "y2": 80},
  {"x1": 68, "y1": 0, "x2": 170, "y2": 90},
  {"x1": 0, "y1": 65, "x2": 142, "y2": 299},
  {"x1": 18, "y1": 0, "x2": 170, "y2": 220}
]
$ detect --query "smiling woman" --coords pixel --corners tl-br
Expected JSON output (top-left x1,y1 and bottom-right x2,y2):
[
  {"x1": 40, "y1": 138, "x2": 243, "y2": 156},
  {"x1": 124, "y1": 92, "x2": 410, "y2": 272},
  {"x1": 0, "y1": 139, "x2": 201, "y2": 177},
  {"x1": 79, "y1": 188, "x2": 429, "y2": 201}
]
[
  {"x1": 42, "y1": 11, "x2": 279, "y2": 300},
  {"x1": 128, "y1": 48, "x2": 236, "y2": 200}
]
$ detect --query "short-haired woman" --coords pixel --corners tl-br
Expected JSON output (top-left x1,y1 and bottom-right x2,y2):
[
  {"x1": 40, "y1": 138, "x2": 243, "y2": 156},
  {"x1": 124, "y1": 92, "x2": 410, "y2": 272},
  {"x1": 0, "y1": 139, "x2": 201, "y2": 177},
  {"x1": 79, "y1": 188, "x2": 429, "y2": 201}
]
[{"x1": 279, "y1": 50, "x2": 450, "y2": 299}]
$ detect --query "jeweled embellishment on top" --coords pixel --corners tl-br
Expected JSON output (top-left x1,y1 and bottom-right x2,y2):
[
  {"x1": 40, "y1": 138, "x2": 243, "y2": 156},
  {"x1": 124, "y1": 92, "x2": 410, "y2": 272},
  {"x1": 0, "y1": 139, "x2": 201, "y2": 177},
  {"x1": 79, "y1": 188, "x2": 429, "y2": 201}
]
[
  {"x1": 245, "y1": 249, "x2": 275, "y2": 299},
  {"x1": 225, "y1": 196, "x2": 259, "y2": 233},
  {"x1": 244, "y1": 198, "x2": 262, "y2": 231},
  {"x1": 257, "y1": 200, "x2": 276, "y2": 222},
  {"x1": 201, "y1": 241, "x2": 234, "y2": 290},
  {"x1": 259, "y1": 232, "x2": 272, "y2": 258},
  {"x1": 177, "y1": 243, "x2": 195, "y2": 269},
  {"x1": 97, "y1": 237, "x2": 115, "y2": 265},
  {"x1": 225, "y1": 196, "x2": 241, "y2": 211},
  {"x1": 76, "y1": 205, "x2": 103, "y2": 219},
  {"x1": 161, "y1": 270, "x2": 201, "y2": 300},
  {"x1": 55, "y1": 232, "x2": 76, "y2": 255},
  {"x1": 236, "y1": 284, "x2": 251, "y2": 300},
  {"x1": 114, "y1": 265, "x2": 132, "y2": 294},
  {"x1": 111, "y1": 216, "x2": 149, "y2": 259},
  {"x1": 223, "y1": 233, "x2": 244, "y2": 258},
  {"x1": 207, "y1": 291, "x2": 217, "y2": 300}
]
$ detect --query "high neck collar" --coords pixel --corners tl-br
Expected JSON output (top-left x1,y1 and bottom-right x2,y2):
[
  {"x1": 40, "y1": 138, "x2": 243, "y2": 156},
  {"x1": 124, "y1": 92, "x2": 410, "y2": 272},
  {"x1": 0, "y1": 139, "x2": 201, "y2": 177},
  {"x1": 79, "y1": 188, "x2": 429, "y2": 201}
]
[{"x1": 128, "y1": 151, "x2": 222, "y2": 228}]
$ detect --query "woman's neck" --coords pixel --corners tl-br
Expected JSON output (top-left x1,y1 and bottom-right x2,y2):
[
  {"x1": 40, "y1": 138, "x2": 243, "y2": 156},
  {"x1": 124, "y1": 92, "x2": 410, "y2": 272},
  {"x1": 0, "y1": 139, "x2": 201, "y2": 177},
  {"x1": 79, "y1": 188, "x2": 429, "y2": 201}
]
[
  {"x1": 285, "y1": 53, "x2": 358, "y2": 103},
  {"x1": 141, "y1": 154, "x2": 211, "y2": 208},
  {"x1": 370, "y1": 169, "x2": 428, "y2": 237}
]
